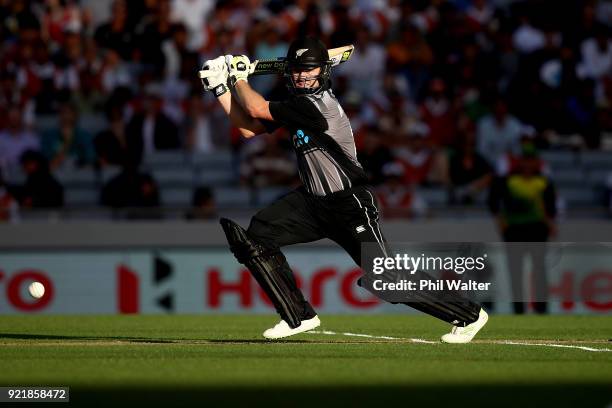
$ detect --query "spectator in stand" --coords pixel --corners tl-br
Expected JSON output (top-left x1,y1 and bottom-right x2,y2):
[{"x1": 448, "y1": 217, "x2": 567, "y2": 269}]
[
  {"x1": 578, "y1": 25, "x2": 612, "y2": 81},
  {"x1": 420, "y1": 78, "x2": 457, "y2": 147},
  {"x1": 565, "y1": 79, "x2": 600, "y2": 148},
  {"x1": 512, "y1": 13, "x2": 545, "y2": 54},
  {"x1": 74, "y1": 38, "x2": 105, "y2": 113},
  {"x1": 0, "y1": 170, "x2": 19, "y2": 222},
  {"x1": 357, "y1": 126, "x2": 394, "y2": 186},
  {"x1": 162, "y1": 24, "x2": 199, "y2": 82},
  {"x1": 125, "y1": 85, "x2": 180, "y2": 165},
  {"x1": 100, "y1": 48, "x2": 132, "y2": 94},
  {"x1": 94, "y1": 106, "x2": 129, "y2": 166},
  {"x1": 0, "y1": 107, "x2": 39, "y2": 172},
  {"x1": 1, "y1": 69, "x2": 34, "y2": 129},
  {"x1": 185, "y1": 185, "x2": 216, "y2": 220},
  {"x1": 386, "y1": 23, "x2": 434, "y2": 100},
  {"x1": 100, "y1": 161, "x2": 161, "y2": 219},
  {"x1": 378, "y1": 90, "x2": 419, "y2": 136},
  {"x1": 182, "y1": 92, "x2": 218, "y2": 153},
  {"x1": 41, "y1": 0, "x2": 88, "y2": 45},
  {"x1": 296, "y1": 3, "x2": 332, "y2": 41},
  {"x1": 94, "y1": 0, "x2": 134, "y2": 60},
  {"x1": 328, "y1": 3, "x2": 357, "y2": 48},
  {"x1": 495, "y1": 31, "x2": 520, "y2": 93},
  {"x1": 538, "y1": 45, "x2": 580, "y2": 127},
  {"x1": 137, "y1": 0, "x2": 174, "y2": 74},
  {"x1": 565, "y1": 1, "x2": 600, "y2": 49},
  {"x1": 170, "y1": 0, "x2": 215, "y2": 52},
  {"x1": 16, "y1": 150, "x2": 64, "y2": 208},
  {"x1": 465, "y1": 0, "x2": 495, "y2": 30},
  {"x1": 476, "y1": 98, "x2": 522, "y2": 171},
  {"x1": 51, "y1": 31, "x2": 82, "y2": 100},
  {"x1": 250, "y1": 24, "x2": 288, "y2": 97},
  {"x1": 336, "y1": 25, "x2": 386, "y2": 100},
  {"x1": 28, "y1": 41, "x2": 57, "y2": 115},
  {"x1": 41, "y1": 102, "x2": 94, "y2": 168},
  {"x1": 448, "y1": 127, "x2": 493, "y2": 205},
  {"x1": 240, "y1": 134, "x2": 297, "y2": 188},
  {"x1": 376, "y1": 161, "x2": 428, "y2": 219},
  {"x1": 0, "y1": 71, "x2": 16, "y2": 129},
  {"x1": 2, "y1": 0, "x2": 41, "y2": 43},
  {"x1": 393, "y1": 122, "x2": 434, "y2": 186},
  {"x1": 200, "y1": 26, "x2": 242, "y2": 64}
]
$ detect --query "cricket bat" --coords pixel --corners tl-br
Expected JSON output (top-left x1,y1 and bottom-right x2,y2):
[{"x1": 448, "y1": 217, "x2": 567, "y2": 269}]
[
  {"x1": 199, "y1": 45, "x2": 354, "y2": 80},
  {"x1": 250, "y1": 44, "x2": 355, "y2": 75}
]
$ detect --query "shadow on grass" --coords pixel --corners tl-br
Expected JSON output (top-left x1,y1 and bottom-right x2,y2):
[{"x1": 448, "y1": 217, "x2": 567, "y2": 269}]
[
  {"x1": 66, "y1": 384, "x2": 611, "y2": 408},
  {"x1": 0, "y1": 333, "x2": 178, "y2": 343},
  {"x1": 0, "y1": 333, "x2": 314, "y2": 344}
]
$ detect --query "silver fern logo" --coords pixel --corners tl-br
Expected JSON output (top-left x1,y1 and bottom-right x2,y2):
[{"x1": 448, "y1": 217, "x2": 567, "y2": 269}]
[{"x1": 296, "y1": 48, "x2": 309, "y2": 57}]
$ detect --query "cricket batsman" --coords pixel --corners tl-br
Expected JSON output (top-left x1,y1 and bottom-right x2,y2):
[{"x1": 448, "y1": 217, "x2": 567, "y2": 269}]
[{"x1": 200, "y1": 37, "x2": 488, "y2": 343}]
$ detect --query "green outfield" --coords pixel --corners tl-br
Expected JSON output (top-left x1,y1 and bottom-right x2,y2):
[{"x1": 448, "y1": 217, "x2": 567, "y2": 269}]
[{"x1": 0, "y1": 315, "x2": 610, "y2": 407}]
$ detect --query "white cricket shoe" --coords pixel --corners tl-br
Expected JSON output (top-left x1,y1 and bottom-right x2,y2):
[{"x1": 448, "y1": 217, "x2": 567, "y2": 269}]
[
  {"x1": 263, "y1": 316, "x2": 321, "y2": 340},
  {"x1": 440, "y1": 309, "x2": 488, "y2": 344}
]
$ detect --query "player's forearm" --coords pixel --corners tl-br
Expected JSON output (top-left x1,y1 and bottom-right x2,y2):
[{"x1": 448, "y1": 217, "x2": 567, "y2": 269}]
[
  {"x1": 233, "y1": 81, "x2": 268, "y2": 119},
  {"x1": 216, "y1": 90, "x2": 262, "y2": 138}
]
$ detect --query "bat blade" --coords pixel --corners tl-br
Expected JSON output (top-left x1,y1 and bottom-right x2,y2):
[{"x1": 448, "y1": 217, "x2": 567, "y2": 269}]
[
  {"x1": 250, "y1": 44, "x2": 354, "y2": 76},
  {"x1": 250, "y1": 59, "x2": 288, "y2": 76},
  {"x1": 327, "y1": 45, "x2": 355, "y2": 67},
  {"x1": 198, "y1": 45, "x2": 355, "y2": 80}
]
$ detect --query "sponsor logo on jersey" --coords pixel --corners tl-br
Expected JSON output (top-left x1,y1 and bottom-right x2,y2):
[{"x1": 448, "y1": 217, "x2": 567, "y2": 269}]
[
  {"x1": 356, "y1": 225, "x2": 366, "y2": 233},
  {"x1": 292, "y1": 129, "x2": 310, "y2": 147}
]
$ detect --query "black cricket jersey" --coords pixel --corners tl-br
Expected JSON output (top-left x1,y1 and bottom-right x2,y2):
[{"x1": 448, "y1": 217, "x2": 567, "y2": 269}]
[{"x1": 263, "y1": 90, "x2": 368, "y2": 196}]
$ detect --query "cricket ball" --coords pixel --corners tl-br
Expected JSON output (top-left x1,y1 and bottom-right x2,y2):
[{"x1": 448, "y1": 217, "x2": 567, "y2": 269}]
[{"x1": 28, "y1": 281, "x2": 45, "y2": 299}]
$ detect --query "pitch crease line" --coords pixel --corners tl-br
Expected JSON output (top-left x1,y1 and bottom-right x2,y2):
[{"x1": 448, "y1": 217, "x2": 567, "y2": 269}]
[
  {"x1": 309, "y1": 330, "x2": 436, "y2": 344},
  {"x1": 308, "y1": 330, "x2": 612, "y2": 352},
  {"x1": 500, "y1": 340, "x2": 611, "y2": 352}
]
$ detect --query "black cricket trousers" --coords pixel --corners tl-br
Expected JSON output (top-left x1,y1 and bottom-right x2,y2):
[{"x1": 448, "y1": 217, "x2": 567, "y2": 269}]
[
  {"x1": 247, "y1": 185, "x2": 389, "y2": 266},
  {"x1": 245, "y1": 184, "x2": 482, "y2": 325}
]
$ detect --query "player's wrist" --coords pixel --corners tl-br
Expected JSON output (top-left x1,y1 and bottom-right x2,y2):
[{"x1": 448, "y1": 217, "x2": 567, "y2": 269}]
[{"x1": 212, "y1": 83, "x2": 229, "y2": 97}]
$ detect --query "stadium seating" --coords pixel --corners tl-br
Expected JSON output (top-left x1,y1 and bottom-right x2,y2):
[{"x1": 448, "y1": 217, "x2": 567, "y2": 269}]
[{"x1": 43, "y1": 149, "x2": 612, "y2": 216}]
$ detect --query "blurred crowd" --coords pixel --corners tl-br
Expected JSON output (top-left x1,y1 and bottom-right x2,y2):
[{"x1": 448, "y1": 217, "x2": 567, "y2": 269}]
[{"x1": 0, "y1": 0, "x2": 611, "y2": 220}]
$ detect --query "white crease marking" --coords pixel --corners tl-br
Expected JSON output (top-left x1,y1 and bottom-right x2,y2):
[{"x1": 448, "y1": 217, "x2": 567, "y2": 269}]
[
  {"x1": 500, "y1": 340, "x2": 611, "y2": 353},
  {"x1": 307, "y1": 330, "x2": 612, "y2": 352},
  {"x1": 309, "y1": 330, "x2": 436, "y2": 344}
]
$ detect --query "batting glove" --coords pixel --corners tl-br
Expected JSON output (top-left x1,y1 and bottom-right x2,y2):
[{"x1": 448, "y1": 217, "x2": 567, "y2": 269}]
[
  {"x1": 227, "y1": 55, "x2": 253, "y2": 86},
  {"x1": 200, "y1": 56, "x2": 229, "y2": 97}
]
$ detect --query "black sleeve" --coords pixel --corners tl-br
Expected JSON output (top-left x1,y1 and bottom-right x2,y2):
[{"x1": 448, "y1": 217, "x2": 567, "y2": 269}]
[
  {"x1": 268, "y1": 96, "x2": 328, "y2": 133},
  {"x1": 260, "y1": 119, "x2": 282, "y2": 134}
]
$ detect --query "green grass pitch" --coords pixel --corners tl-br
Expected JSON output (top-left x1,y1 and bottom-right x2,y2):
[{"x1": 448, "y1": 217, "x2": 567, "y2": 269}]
[{"x1": 0, "y1": 315, "x2": 610, "y2": 407}]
